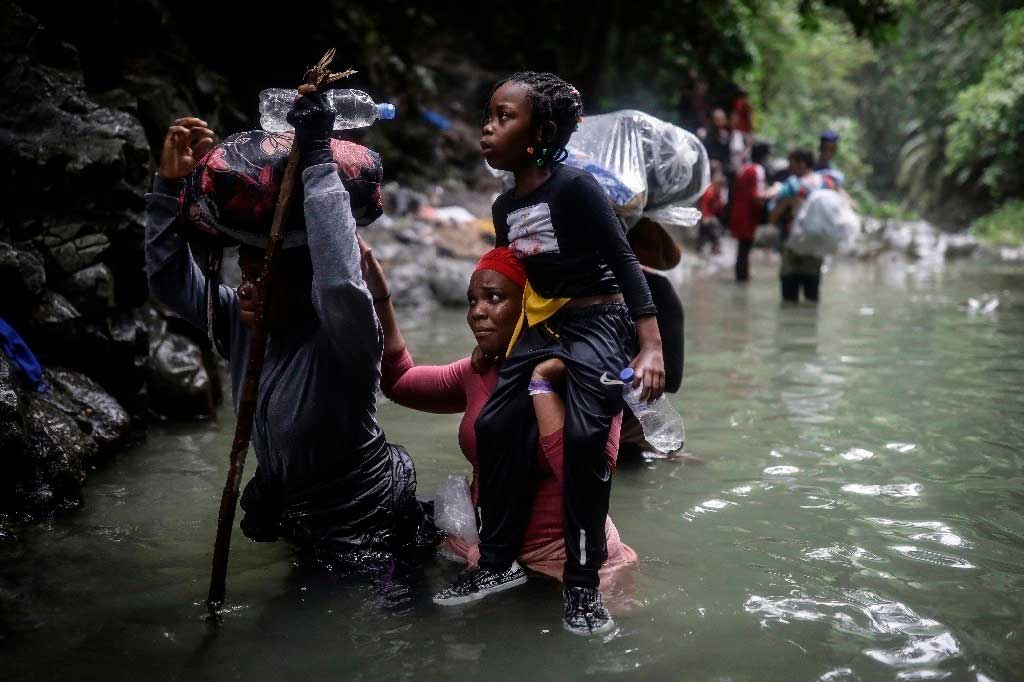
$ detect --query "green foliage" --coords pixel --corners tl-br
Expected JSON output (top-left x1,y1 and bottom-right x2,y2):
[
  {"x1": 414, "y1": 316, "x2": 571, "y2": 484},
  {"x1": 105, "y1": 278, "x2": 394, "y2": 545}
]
[
  {"x1": 945, "y1": 9, "x2": 1024, "y2": 202},
  {"x1": 742, "y1": 1, "x2": 876, "y2": 195},
  {"x1": 852, "y1": 191, "x2": 917, "y2": 221},
  {"x1": 970, "y1": 200, "x2": 1024, "y2": 246},
  {"x1": 863, "y1": 1, "x2": 1018, "y2": 222}
]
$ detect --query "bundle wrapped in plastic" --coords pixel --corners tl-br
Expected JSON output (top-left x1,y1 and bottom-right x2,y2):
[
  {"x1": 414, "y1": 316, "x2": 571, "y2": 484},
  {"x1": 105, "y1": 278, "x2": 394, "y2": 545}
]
[
  {"x1": 178, "y1": 130, "x2": 384, "y2": 249},
  {"x1": 787, "y1": 189, "x2": 859, "y2": 258},
  {"x1": 488, "y1": 110, "x2": 708, "y2": 231},
  {"x1": 565, "y1": 110, "x2": 709, "y2": 228},
  {"x1": 434, "y1": 475, "x2": 478, "y2": 544}
]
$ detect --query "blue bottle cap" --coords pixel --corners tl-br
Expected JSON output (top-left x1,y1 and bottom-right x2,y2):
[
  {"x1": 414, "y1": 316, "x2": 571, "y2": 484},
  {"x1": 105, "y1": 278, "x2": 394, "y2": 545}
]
[
  {"x1": 377, "y1": 103, "x2": 397, "y2": 120},
  {"x1": 619, "y1": 367, "x2": 635, "y2": 382}
]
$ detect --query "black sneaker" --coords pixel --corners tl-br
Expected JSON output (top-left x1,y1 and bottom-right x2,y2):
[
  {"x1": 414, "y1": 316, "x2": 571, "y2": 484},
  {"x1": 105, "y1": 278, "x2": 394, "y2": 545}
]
[
  {"x1": 433, "y1": 561, "x2": 527, "y2": 606},
  {"x1": 562, "y1": 586, "x2": 614, "y2": 635}
]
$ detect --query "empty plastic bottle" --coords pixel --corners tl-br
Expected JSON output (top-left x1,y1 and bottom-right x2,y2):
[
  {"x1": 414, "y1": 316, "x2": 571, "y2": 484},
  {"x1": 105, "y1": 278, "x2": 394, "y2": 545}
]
[
  {"x1": 617, "y1": 367, "x2": 685, "y2": 454},
  {"x1": 258, "y1": 88, "x2": 397, "y2": 133}
]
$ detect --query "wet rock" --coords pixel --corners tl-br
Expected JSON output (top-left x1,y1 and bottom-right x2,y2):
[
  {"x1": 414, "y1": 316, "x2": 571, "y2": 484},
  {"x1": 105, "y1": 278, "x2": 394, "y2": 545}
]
[
  {"x1": 59, "y1": 263, "x2": 115, "y2": 316},
  {"x1": 945, "y1": 232, "x2": 979, "y2": 260},
  {"x1": 147, "y1": 319, "x2": 214, "y2": 416},
  {"x1": 386, "y1": 261, "x2": 435, "y2": 308},
  {"x1": 382, "y1": 182, "x2": 428, "y2": 217},
  {"x1": 19, "y1": 391, "x2": 97, "y2": 514},
  {"x1": 0, "y1": 242, "x2": 46, "y2": 319},
  {"x1": 27, "y1": 290, "x2": 82, "y2": 360},
  {"x1": 0, "y1": 352, "x2": 27, "y2": 466},
  {"x1": 47, "y1": 233, "x2": 111, "y2": 275},
  {"x1": 0, "y1": 515, "x2": 14, "y2": 542},
  {"x1": 42, "y1": 368, "x2": 130, "y2": 456},
  {"x1": 429, "y1": 257, "x2": 476, "y2": 307}
]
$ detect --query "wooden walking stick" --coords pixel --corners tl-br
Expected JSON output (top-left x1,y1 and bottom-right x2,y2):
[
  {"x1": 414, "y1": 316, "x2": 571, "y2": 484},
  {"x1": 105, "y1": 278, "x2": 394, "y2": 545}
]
[{"x1": 206, "y1": 49, "x2": 356, "y2": 615}]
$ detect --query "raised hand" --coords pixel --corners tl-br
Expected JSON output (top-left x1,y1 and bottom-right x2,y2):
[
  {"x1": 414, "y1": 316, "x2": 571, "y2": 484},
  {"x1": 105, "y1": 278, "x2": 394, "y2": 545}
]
[
  {"x1": 158, "y1": 117, "x2": 215, "y2": 180},
  {"x1": 286, "y1": 86, "x2": 335, "y2": 166}
]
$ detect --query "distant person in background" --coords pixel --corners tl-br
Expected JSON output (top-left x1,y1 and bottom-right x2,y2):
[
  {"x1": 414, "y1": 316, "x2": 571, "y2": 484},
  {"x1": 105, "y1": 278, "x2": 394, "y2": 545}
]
[
  {"x1": 696, "y1": 170, "x2": 726, "y2": 256},
  {"x1": 700, "y1": 108, "x2": 733, "y2": 177},
  {"x1": 770, "y1": 148, "x2": 836, "y2": 303},
  {"x1": 814, "y1": 130, "x2": 839, "y2": 171},
  {"x1": 731, "y1": 86, "x2": 754, "y2": 134},
  {"x1": 729, "y1": 141, "x2": 778, "y2": 282}
]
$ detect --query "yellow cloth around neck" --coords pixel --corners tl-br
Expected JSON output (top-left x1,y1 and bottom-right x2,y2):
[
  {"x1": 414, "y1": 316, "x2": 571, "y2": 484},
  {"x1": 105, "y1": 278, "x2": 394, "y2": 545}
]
[{"x1": 506, "y1": 281, "x2": 570, "y2": 357}]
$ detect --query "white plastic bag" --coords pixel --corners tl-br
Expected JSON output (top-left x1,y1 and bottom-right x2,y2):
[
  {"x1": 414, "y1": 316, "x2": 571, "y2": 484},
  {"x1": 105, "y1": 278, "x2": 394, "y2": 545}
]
[
  {"x1": 435, "y1": 475, "x2": 479, "y2": 544},
  {"x1": 787, "y1": 189, "x2": 859, "y2": 258}
]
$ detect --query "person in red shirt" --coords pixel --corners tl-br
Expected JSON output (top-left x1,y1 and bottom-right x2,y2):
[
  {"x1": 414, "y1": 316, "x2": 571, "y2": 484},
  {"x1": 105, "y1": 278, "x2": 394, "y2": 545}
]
[
  {"x1": 728, "y1": 140, "x2": 777, "y2": 281},
  {"x1": 732, "y1": 87, "x2": 754, "y2": 134},
  {"x1": 697, "y1": 169, "x2": 727, "y2": 255}
]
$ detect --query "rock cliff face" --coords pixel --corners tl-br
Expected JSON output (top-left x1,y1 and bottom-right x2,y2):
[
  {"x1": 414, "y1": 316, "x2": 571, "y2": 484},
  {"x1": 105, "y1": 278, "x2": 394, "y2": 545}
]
[{"x1": 0, "y1": 3, "x2": 225, "y2": 522}]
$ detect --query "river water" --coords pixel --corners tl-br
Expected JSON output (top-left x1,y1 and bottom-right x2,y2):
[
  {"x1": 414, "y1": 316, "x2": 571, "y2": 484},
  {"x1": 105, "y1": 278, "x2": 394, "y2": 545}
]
[{"x1": 3, "y1": 256, "x2": 1023, "y2": 681}]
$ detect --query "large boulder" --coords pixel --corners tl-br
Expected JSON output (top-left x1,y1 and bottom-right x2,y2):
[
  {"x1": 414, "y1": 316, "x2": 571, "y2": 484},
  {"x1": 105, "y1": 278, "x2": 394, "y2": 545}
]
[
  {"x1": 17, "y1": 389, "x2": 97, "y2": 515},
  {"x1": 147, "y1": 318, "x2": 215, "y2": 416},
  {"x1": 42, "y1": 368, "x2": 131, "y2": 456},
  {"x1": 27, "y1": 289, "x2": 82, "y2": 359},
  {"x1": 429, "y1": 257, "x2": 477, "y2": 307},
  {"x1": 59, "y1": 263, "x2": 115, "y2": 317},
  {"x1": 0, "y1": 242, "x2": 46, "y2": 320},
  {"x1": 1, "y1": 359, "x2": 129, "y2": 517}
]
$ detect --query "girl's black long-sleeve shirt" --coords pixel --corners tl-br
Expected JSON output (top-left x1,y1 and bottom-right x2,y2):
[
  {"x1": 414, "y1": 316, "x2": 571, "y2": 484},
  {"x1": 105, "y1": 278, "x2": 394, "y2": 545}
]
[{"x1": 492, "y1": 163, "x2": 657, "y2": 319}]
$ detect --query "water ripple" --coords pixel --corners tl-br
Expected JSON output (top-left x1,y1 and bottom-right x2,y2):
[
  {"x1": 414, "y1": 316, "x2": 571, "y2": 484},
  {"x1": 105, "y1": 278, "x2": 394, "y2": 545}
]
[
  {"x1": 891, "y1": 545, "x2": 974, "y2": 569},
  {"x1": 802, "y1": 544, "x2": 886, "y2": 568},
  {"x1": 745, "y1": 589, "x2": 961, "y2": 672},
  {"x1": 843, "y1": 483, "x2": 922, "y2": 498}
]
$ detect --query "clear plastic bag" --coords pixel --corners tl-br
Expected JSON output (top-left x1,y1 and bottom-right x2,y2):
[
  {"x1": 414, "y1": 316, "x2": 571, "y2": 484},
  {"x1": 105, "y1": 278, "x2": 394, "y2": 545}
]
[
  {"x1": 787, "y1": 189, "x2": 859, "y2": 258},
  {"x1": 434, "y1": 475, "x2": 479, "y2": 544}
]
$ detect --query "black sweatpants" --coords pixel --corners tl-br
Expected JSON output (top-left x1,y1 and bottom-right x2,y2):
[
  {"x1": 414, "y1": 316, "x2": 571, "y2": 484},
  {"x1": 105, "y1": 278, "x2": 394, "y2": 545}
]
[
  {"x1": 779, "y1": 248, "x2": 823, "y2": 303},
  {"x1": 780, "y1": 274, "x2": 820, "y2": 302},
  {"x1": 476, "y1": 303, "x2": 636, "y2": 588}
]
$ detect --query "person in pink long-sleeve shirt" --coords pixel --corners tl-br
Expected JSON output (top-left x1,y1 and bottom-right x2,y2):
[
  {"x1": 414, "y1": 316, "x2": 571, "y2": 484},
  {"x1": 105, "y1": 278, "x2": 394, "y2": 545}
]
[{"x1": 358, "y1": 239, "x2": 637, "y2": 584}]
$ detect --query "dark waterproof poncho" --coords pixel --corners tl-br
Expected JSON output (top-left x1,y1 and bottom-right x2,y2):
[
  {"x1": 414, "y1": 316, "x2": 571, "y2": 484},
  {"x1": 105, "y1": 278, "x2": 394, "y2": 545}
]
[{"x1": 144, "y1": 162, "x2": 429, "y2": 558}]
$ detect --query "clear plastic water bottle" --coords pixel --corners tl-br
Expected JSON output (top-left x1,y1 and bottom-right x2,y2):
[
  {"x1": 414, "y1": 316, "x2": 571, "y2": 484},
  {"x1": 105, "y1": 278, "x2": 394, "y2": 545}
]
[
  {"x1": 618, "y1": 367, "x2": 685, "y2": 454},
  {"x1": 258, "y1": 88, "x2": 397, "y2": 133}
]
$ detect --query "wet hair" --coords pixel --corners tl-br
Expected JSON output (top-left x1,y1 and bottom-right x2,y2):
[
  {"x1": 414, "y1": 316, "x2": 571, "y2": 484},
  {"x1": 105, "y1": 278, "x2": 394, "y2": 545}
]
[
  {"x1": 751, "y1": 140, "x2": 772, "y2": 164},
  {"x1": 788, "y1": 148, "x2": 815, "y2": 168},
  {"x1": 490, "y1": 71, "x2": 583, "y2": 167}
]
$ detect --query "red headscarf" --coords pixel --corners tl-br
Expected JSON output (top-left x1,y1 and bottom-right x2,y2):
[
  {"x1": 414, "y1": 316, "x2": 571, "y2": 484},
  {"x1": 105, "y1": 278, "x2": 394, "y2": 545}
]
[{"x1": 475, "y1": 247, "x2": 527, "y2": 289}]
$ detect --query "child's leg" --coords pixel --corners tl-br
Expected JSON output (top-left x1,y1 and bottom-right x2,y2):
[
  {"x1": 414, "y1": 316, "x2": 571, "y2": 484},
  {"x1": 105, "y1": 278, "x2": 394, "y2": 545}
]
[
  {"x1": 475, "y1": 327, "x2": 552, "y2": 573},
  {"x1": 557, "y1": 307, "x2": 635, "y2": 589}
]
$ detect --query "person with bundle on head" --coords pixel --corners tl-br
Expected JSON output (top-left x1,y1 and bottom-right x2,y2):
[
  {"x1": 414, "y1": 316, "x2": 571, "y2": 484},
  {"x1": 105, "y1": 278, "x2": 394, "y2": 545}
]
[
  {"x1": 144, "y1": 97, "x2": 434, "y2": 573},
  {"x1": 770, "y1": 148, "x2": 838, "y2": 302},
  {"x1": 432, "y1": 71, "x2": 665, "y2": 636}
]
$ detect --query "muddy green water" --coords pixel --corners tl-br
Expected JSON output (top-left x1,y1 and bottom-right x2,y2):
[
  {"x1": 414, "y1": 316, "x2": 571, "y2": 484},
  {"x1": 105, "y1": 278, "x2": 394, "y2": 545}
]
[{"x1": 3, "y1": 257, "x2": 1023, "y2": 681}]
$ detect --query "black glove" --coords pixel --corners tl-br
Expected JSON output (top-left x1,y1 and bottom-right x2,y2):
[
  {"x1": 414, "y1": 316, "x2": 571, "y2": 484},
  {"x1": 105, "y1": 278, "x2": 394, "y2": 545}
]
[{"x1": 286, "y1": 91, "x2": 336, "y2": 167}]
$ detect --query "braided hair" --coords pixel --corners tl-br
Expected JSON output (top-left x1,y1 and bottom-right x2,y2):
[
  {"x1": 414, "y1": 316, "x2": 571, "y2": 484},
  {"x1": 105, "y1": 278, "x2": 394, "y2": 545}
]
[{"x1": 490, "y1": 71, "x2": 584, "y2": 167}]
